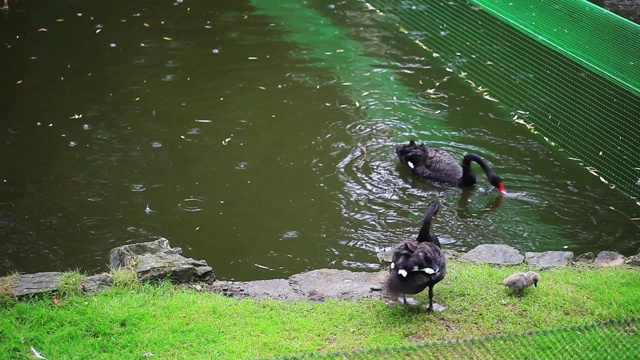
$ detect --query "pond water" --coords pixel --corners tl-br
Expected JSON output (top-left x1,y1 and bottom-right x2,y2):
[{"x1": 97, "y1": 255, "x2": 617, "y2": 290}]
[{"x1": 1, "y1": 0, "x2": 639, "y2": 280}]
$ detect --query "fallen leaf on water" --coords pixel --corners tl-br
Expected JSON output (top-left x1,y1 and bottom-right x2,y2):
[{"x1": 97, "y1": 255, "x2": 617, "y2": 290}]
[
  {"x1": 163, "y1": 36, "x2": 172, "y2": 41},
  {"x1": 69, "y1": 114, "x2": 82, "y2": 119},
  {"x1": 483, "y1": 93, "x2": 499, "y2": 102},
  {"x1": 16, "y1": 80, "x2": 23, "y2": 84},
  {"x1": 56, "y1": 18, "x2": 64, "y2": 22},
  {"x1": 38, "y1": 28, "x2": 48, "y2": 32},
  {"x1": 144, "y1": 23, "x2": 150, "y2": 27}
]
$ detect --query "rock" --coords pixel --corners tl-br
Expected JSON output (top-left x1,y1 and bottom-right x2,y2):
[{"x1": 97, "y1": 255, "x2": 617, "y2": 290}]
[
  {"x1": 624, "y1": 253, "x2": 640, "y2": 266},
  {"x1": 594, "y1": 251, "x2": 625, "y2": 267},
  {"x1": 109, "y1": 238, "x2": 215, "y2": 284},
  {"x1": 209, "y1": 279, "x2": 305, "y2": 300},
  {"x1": 525, "y1": 251, "x2": 574, "y2": 268},
  {"x1": 13, "y1": 272, "x2": 62, "y2": 297},
  {"x1": 290, "y1": 269, "x2": 386, "y2": 301},
  {"x1": 208, "y1": 269, "x2": 387, "y2": 301},
  {"x1": 575, "y1": 252, "x2": 595, "y2": 262},
  {"x1": 79, "y1": 273, "x2": 112, "y2": 294},
  {"x1": 376, "y1": 250, "x2": 393, "y2": 264},
  {"x1": 109, "y1": 238, "x2": 182, "y2": 269},
  {"x1": 458, "y1": 244, "x2": 524, "y2": 265}
]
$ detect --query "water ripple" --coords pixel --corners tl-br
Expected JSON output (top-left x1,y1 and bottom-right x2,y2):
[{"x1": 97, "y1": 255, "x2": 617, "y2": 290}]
[{"x1": 179, "y1": 196, "x2": 205, "y2": 212}]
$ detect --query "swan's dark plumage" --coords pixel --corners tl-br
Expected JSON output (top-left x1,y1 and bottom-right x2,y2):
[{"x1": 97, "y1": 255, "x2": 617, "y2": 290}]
[
  {"x1": 387, "y1": 201, "x2": 446, "y2": 311},
  {"x1": 395, "y1": 140, "x2": 506, "y2": 193}
]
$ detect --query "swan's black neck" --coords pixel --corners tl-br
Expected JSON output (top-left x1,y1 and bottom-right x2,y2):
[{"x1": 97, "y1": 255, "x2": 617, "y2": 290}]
[
  {"x1": 461, "y1": 153, "x2": 494, "y2": 187},
  {"x1": 416, "y1": 202, "x2": 441, "y2": 247}
]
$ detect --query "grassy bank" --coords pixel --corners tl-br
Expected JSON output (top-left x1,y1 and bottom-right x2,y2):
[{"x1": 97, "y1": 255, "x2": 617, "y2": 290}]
[{"x1": 1, "y1": 261, "x2": 639, "y2": 359}]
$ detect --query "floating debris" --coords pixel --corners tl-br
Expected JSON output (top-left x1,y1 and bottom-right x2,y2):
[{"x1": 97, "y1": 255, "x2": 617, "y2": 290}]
[
  {"x1": 483, "y1": 93, "x2": 499, "y2": 102},
  {"x1": 254, "y1": 263, "x2": 273, "y2": 270}
]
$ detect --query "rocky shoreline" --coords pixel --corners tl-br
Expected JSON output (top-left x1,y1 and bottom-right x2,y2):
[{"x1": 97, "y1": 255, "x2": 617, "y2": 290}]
[{"x1": 4, "y1": 238, "x2": 640, "y2": 302}]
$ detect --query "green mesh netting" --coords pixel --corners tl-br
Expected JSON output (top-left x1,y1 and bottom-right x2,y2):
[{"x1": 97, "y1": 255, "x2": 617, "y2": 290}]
[
  {"x1": 473, "y1": 0, "x2": 640, "y2": 96},
  {"x1": 264, "y1": 316, "x2": 640, "y2": 359},
  {"x1": 365, "y1": 0, "x2": 640, "y2": 204}
]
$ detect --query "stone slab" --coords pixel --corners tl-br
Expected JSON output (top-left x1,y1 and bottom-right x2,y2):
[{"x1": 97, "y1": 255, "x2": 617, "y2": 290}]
[
  {"x1": 458, "y1": 244, "x2": 524, "y2": 265},
  {"x1": 525, "y1": 251, "x2": 574, "y2": 268},
  {"x1": 13, "y1": 272, "x2": 62, "y2": 297},
  {"x1": 595, "y1": 251, "x2": 625, "y2": 267},
  {"x1": 79, "y1": 273, "x2": 112, "y2": 294}
]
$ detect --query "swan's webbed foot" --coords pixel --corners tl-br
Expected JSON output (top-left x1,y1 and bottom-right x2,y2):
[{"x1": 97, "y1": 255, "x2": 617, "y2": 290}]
[
  {"x1": 424, "y1": 302, "x2": 446, "y2": 312},
  {"x1": 398, "y1": 295, "x2": 420, "y2": 306}
]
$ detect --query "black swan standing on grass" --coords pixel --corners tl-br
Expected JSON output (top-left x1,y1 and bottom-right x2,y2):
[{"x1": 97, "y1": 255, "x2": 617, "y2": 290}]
[
  {"x1": 387, "y1": 200, "x2": 446, "y2": 311},
  {"x1": 395, "y1": 140, "x2": 506, "y2": 194}
]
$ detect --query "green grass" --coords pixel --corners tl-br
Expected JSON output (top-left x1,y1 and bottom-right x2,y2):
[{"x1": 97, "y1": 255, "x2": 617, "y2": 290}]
[
  {"x1": 0, "y1": 273, "x2": 18, "y2": 308},
  {"x1": 57, "y1": 271, "x2": 86, "y2": 297},
  {"x1": 0, "y1": 261, "x2": 638, "y2": 359},
  {"x1": 108, "y1": 267, "x2": 138, "y2": 290}
]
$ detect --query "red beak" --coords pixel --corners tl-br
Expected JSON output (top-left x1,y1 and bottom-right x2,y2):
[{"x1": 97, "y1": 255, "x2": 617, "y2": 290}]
[{"x1": 497, "y1": 182, "x2": 506, "y2": 194}]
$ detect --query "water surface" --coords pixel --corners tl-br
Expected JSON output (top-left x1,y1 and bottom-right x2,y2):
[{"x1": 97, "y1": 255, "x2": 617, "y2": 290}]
[{"x1": 1, "y1": 0, "x2": 638, "y2": 280}]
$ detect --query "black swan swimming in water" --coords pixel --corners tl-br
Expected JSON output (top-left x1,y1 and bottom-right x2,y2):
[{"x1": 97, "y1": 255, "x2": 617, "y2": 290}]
[
  {"x1": 395, "y1": 140, "x2": 506, "y2": 193},
  {"x1": 387, "y1": 200, "x2": 446, "y2": 311}
]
